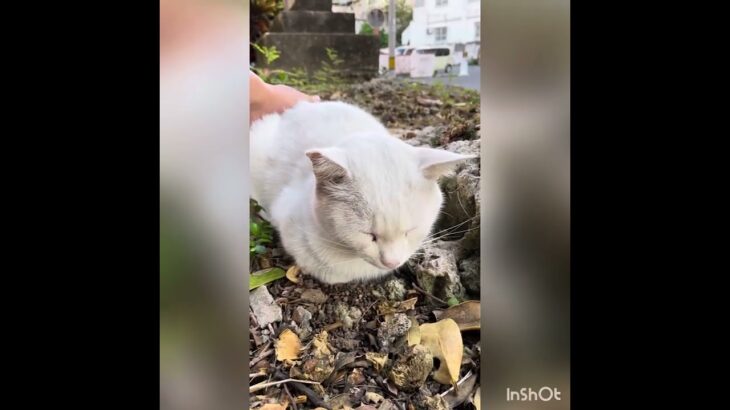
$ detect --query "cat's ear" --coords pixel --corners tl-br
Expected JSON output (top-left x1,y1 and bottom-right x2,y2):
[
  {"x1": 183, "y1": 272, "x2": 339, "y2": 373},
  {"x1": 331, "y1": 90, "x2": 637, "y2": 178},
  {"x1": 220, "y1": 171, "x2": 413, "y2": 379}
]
[
  {"x1": 414, "y1": 147, "x2": 477, "y2": 180},
  {"x1": 305, "y1": 148, "x2": 350, "y2": 186}
]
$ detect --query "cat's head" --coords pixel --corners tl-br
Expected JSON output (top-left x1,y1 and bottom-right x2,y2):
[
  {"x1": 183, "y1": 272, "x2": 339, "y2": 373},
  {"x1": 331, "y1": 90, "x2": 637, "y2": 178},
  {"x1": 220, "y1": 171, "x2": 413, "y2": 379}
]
[{"x1": 305, "y1": 134, "x2": 476, "y2": 273}]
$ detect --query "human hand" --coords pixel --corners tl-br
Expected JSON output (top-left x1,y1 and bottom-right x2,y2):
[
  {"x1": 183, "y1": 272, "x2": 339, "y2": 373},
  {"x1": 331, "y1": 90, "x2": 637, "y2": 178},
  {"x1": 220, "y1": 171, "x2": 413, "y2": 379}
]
[{"x1": 250, "y1": 72, "x2": 319, "y2": 123}]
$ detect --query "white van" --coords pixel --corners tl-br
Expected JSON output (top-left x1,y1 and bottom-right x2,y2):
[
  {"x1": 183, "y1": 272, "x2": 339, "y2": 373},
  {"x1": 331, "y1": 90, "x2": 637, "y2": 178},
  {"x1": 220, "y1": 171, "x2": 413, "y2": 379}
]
[{"x1": 414, "y1": 46, "x2": 455, "y2": 75}]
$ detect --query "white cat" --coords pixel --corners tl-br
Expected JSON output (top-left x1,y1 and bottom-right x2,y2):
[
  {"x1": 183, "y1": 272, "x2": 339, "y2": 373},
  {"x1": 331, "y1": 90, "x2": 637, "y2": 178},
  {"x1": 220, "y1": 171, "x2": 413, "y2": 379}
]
[{"x1": 250, "y1": 101, "x2": 474, "y2": 284}]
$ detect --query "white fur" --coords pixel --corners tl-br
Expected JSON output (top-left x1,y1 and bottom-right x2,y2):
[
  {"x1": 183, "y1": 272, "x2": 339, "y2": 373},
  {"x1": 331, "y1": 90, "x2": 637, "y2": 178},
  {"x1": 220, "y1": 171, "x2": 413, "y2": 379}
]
[{"x1": 250, "y1": 101, "x2": 472, "y2": 284}]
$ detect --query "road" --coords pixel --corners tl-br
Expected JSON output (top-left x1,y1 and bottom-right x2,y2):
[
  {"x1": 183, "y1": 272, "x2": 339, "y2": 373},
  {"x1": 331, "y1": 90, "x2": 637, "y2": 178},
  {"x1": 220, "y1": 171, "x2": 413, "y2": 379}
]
[{"x1": 408, "y1": 65, "x2": 480, "y2": 92}]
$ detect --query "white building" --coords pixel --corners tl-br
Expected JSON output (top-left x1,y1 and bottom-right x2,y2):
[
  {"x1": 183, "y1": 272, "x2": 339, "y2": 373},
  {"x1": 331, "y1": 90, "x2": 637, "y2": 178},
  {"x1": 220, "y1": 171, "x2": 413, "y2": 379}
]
[{"x1": 401, "y1": 0, "x2": 480, "y2": 51}]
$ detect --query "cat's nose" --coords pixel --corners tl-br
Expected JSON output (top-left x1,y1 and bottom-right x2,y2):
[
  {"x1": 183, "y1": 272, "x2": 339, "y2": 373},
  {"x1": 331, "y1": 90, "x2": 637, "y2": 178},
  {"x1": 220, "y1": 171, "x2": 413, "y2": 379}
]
[{"x1": 381, "y1": 258, "x2": 400, "y2": 269}]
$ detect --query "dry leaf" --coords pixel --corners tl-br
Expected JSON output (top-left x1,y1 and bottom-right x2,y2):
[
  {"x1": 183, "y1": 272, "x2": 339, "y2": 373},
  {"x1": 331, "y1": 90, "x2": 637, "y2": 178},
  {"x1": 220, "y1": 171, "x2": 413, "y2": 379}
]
[
  {"x1": 419, "y1": 318, "x2": 463, "y2": 385},
  {"x1": 286, "y1": 265, "x2": 301, "y2": 283},
  {"x1": 260, "y1": 404, "x2": 287, "y2": 410},
  {"x1": 364, "y1": 391, "x2": 384, "y2": 404},
  {"x1": 407, "y1": 317, "x2": 421, "y2": 346},
  {"x1": 399, "y1": 297, "x2": 418, "y2": 311},
  {"x1": 275, "y1": 329, "x2": 302, "y2": 361},
  {"x1": 473, "y1": 386, "x2": 481, "y2": 410},
  {"x1": 441, "y1": 300, "x2": 480, "y2": 331},
  {"x1": 295, "y1": 395, "x2": 307, "y2": 404},
  {"x1": 377, "y1": 297, "x2": 418, "y2": 315},
  {"x1": 311, "y1": 330, "x2": 332, "y2": 356},
  {"x1": 365, "y1": 352, "x2": 389, "y2": 373},
  {"x1": 443, "y1": 371, "x2": 478, "y2": 408}
]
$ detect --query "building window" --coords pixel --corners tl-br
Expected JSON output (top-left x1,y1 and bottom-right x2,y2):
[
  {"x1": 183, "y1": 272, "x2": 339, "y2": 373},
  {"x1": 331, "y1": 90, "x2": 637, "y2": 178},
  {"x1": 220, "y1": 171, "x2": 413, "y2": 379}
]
[
  {"x1": 435, "y1": 0, "x2": 448, "y2": 7},
  {"x1": 475, "y1": 21, "x2": 480, "y2": 40},
  {"x1": 434, "y1": 26, "x2": 447, "y2": 43}
]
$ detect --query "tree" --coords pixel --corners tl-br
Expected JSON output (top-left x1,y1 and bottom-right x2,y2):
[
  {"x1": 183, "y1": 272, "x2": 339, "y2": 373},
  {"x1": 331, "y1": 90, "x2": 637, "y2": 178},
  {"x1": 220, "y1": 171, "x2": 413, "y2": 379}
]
[
  {"x1": 395, "y1": 0, "x2": 413, "y2": 46},
  {"x1": 359, "y1": 22, "x2": 389, "y2": 49}
]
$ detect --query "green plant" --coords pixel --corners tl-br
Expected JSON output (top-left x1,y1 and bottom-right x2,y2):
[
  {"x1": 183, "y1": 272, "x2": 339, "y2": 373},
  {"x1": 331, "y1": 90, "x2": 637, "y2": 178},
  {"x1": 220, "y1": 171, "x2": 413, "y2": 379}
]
[
  {"x1": 359, "y1": 22, "x2": 389, "y2": 48},
  {"x1": 250, "y1": 199, "x2": 275, "y2": 260},
  {"x1": 252, "y1": 43, "x2": 281, "y2": 66},
  {"x1": 313, "y1": 47, "x2": 345, "y2": 86}
]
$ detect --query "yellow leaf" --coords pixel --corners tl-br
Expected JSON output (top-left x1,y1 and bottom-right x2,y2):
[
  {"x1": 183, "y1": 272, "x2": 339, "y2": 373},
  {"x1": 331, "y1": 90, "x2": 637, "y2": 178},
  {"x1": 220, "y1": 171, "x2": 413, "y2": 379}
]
[
  {"x1": 419, "y1": 318, "x2": 463, "y2": 385},
  {"x1": 286, "y1": 265, "x2": 301, "y2": 283},
  {"x1": 275, "y1": 329, "x2": 302, "y2": 361},
  {"x1": 260, "y1": 404, "x2": 287, "y2": 410},
  {"x1": 377, "y1": 297, "x2": 419, "y2": 315},
  {"x1": 440, "y1": 300, "x2": 480, "y2": 331},
  {"x1": 407, "y1": 317, "x2": 421, "y2": 346},
  {"x1": 365, "y1": 352, "x2": 389, "y2": 373},
  {"x1": 311, "y1": 330, "x2": 331, "y2": 356}
]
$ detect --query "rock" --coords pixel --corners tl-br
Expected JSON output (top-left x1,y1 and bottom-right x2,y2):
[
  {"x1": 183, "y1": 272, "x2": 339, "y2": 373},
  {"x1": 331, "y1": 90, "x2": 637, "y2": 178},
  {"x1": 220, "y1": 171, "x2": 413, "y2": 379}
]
[
  {"x1": 301, "y1": 288, "x2": 328, "y2": 304},
  {"x1": 327, "y1": 393, "x2": 353, "y2": 410},
  {"x1": 408, "y1": 240, "x2": 466, "y2": 303},
  {"x1": 377, "y1": 313, "x2": 412, "y2": 348},
  {"x1": 408, "y1": 126, "x2": 447, "y2": 147},
  {"x1": 292, "y1": 306, "x2": 314, "y2": 338},
  {"x1": 459, "y1": 256, "x2": 480, "y2": 296},
  {"x1": 371, "y1": 276, "x2": 407, "y2": 301},
  {"x1": 302, "y1": 356, "x2": 335, "y2": 382},
  {"x1": 333, "y1": 302, "x2": 363, "y2": 330},
  {"x1": 414, "y1": 393, "x2": 449, "y2": 410},
  {"x1": 388, "y1": 344, "x2": 433, "y2": 392},
  {"x1": 347, "y1": 368, "x2": 366, "y2": 385},
  {"x1": 250, "y1": 286, "x2": 282, "y2": 328},
  {"x1": 378, "y1": 400, "x2": 399, "y2": 410},
  {"x1": 436, "y1": 139, "x2": 481, "y2": 253}
]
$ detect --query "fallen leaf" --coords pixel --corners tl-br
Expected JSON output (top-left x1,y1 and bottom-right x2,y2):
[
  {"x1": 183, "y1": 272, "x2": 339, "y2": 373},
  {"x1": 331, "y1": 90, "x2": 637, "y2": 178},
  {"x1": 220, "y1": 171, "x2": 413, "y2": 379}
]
[
  {"x1": 443, "y1": 371, "x2": 478, "y2": 408},
  {"x1": 296, "y1": 395, "x2": 307, "y2": 404},
  {"x1": 286, "y1": 265, "x2": 301, "y2": 283},
  {"x1": 419, "y1": 318, "x2": 463, "y2": 385},
  {"x1": 301, "y1": 288, "x2": 328, "y2": 304},
  {"x1": 440, "y1": 300, "x2": 480, "y2": 331},
  {"x1": 311, "y1": 330, "x2": 332, "y2": 356},
  {"x1": 250, "y1": 267, "x2": 286, "y2": 290},
  {"x1": 365, "y1": 352, "x2": 389, "y2": 373},
  {"x1": 400, "y1": 297, "x2": 418, "y2": 311},
  {"x1": 260, "y1": 404, "x2": 286, "y2": 410},
  {"x1": 364, "y1": 391, "x2": 384, "y2": 404},
  {"x1": 407, "y1": 317, "x2": 421, "y2": 346},
  {"x1": 275, "y1": 328, "x2": 302, "y2": 361},
  {"x1": 377, "y1": 297, "x2": 418, "y2": 315}
]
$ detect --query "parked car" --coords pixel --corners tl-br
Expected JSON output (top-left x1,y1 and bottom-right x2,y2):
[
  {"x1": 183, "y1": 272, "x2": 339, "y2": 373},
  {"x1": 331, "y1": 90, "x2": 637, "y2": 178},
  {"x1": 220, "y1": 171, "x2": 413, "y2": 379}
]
[{"x1": 414, "y1": 46, "x2": 455, "y2": 75}]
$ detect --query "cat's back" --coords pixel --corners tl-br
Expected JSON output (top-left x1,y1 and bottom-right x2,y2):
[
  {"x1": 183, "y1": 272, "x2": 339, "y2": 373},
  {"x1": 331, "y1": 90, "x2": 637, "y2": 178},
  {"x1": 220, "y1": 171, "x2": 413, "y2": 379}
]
[{"x1": 250, "y1": 101, "x2": 387, "y2": 209}]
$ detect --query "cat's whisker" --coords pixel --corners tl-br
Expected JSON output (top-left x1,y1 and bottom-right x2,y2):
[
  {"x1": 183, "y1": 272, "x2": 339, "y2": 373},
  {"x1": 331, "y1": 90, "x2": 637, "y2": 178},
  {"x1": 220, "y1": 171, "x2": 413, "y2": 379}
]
[
  {"x1": 424, "y1": 216, "x2": 478, "y2": 240},
  {"x1": 420, "y1": 226, "x2": 480, "y2": 245}
]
